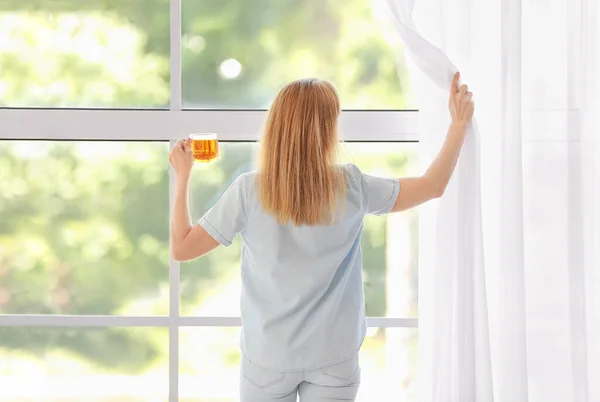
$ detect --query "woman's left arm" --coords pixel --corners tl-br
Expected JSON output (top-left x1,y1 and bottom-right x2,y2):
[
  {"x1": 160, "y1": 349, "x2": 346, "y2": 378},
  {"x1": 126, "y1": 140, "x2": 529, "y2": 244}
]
[{"x1": 169, "y1": 139, "x2": 219, "y2": 262}]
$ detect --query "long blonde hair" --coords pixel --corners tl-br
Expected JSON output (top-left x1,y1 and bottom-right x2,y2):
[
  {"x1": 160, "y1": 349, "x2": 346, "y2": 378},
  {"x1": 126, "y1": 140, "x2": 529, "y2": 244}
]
[{"x1": 258, "y1": 78, "x2": 346, "y2": 226}]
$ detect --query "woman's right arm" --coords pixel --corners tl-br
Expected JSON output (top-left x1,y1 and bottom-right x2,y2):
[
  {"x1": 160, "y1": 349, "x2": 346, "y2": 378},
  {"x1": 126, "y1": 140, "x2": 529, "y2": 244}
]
[{"x1": 391, "y1": 72, "x2": 474, "y2": 213}]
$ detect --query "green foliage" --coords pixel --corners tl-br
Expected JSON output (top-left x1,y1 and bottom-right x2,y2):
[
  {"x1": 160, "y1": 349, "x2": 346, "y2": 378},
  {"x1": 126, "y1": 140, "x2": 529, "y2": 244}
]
[
  {"x1": 180, "y1": 0, "x2": 408, "y2": 108},
  {"x1": 0, "y1": 327, "x2": 164, "y2": 373},
  {"x1": 0, "y1": 0, "x2": 408, "y2": 108}
]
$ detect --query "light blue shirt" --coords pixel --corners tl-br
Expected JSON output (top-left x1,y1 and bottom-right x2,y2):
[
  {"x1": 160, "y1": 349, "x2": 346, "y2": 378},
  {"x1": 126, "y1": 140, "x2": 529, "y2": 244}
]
[{"x1": 199, "y1": 164, "x2": 400, "y2": 371}]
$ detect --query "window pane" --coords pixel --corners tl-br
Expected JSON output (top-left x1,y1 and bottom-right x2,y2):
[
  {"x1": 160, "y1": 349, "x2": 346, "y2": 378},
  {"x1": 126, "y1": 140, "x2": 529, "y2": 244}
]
[
  {"x1": 359, "y1": 328, "x2": 418, "y2": 401},
  {"x1": 356, "y1": 144, "x2": 419, "y2": 318},
  {"x1": 0, "y1": 0, "x2": 170, "y2": 108},
  {"x1": 179, "y1": 327, "x2": 417, "y2": 401},
  {"x1": 0, "y1": 141, "x2": 169, "y2": 315},
  {"x1": 0, "y1": 327, "x2": 169, "y2": 401},
  {"x1": 180, "y1": 142, "x2": 418, "y2": 318},
  {"x1": 181, "y1": 0, "x2": 413, "y2": 109}
]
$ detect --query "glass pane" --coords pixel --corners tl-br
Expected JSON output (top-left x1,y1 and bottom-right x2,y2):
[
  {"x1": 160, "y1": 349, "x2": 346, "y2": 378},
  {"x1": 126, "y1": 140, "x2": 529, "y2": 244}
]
[
  {"x1": 179, "y1": 327, "x2": 417, "y2": 401},
  {"x1": 180, "y1": 142, "x2": 418, "y2": 318},
  {"x1": 0, "y1": 0, "x2": 170, "y2": 108},
  {"x1": 0, "y1": 141, "x2": 169, "y2": 315},
  {"x1": 359, "y1": 328, "x2": 417, "y2": 401},
  {"x1": 0, "y1": 327, "x2": 169, "y2": 401},
  {"x1": 181, "y1": 0, "x2": 413, "y2": 109},
  {"x1": 355, "y1": 144, "x2": 419, "y2": 318}
]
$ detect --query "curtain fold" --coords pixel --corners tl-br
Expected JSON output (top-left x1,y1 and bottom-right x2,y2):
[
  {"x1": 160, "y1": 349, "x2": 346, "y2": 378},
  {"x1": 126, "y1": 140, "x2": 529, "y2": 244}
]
[
  {"x1": 379, "y1": 0, "x2": 493, "y2": 400},
  {"x1": 376, "y1": 0, "x2": 600, "y2": 400}
]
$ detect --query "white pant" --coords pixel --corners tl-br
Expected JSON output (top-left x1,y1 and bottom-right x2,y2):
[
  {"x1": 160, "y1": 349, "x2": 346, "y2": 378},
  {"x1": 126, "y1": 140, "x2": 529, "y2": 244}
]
[{"x1": 240, "y1": 354, "x2": 361, "y2": 402}]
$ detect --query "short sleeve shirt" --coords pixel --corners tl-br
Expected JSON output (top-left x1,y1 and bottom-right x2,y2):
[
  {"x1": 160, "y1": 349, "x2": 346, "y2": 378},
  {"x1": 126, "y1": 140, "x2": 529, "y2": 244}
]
[{"x1": 198, "y1": 164, "x2": 400, "y2": 371}]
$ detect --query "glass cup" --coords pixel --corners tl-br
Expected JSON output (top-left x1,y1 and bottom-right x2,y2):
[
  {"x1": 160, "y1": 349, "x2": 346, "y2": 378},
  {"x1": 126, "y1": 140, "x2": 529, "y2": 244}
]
[{"x1": 189, "y1": 133, "x2": 219, "y2": 163}]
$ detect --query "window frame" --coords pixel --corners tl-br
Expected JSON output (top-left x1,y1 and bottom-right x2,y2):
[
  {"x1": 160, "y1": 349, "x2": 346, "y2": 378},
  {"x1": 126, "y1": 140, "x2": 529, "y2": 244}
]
[
  {"x1": 0, "y1": 1, "x2": 419, "y2": 400},
  {"x1": 0, "y1": 109, "x2": 418, "y2": 142}
]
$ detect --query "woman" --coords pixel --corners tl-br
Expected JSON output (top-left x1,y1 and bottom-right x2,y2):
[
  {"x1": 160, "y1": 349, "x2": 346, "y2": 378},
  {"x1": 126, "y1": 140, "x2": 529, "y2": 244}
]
[{"x1": 169, "y1": 73, "x2": 474, "y2": 402}]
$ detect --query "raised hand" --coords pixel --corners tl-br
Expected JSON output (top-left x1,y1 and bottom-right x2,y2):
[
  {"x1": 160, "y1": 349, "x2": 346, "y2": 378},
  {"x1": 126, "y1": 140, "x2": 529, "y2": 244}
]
[
  {"x1": 449, "y1": 72, "x2": 474, "y2": 124},
  {"x1": 169, "y1": 138, "x2": 194, "y2": 177}
]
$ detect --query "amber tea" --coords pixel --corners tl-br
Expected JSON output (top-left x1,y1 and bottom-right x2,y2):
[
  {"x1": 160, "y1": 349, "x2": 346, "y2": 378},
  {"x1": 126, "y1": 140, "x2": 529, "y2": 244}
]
[{"x1": 189, "y1": 133, "x2": 219, "y2": 163}]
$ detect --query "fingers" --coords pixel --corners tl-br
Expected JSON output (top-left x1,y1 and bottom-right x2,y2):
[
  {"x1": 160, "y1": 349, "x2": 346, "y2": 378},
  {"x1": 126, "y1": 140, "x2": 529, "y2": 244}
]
[
  {"x1": 171, "y1": 138, "x2": 193, "y2": 157},
  {"x1": 451, "y1": 71, "x2": 460, "y2": 93},
  {"x1": 169, "y1": 139, "x2": 193, "y2": 171},
  {"x1": 171, "y1": 139, "x2": 187, "y2": 152},
  {"x1": 448, "y1": 71, "x2": 476, "y2": 122},
  {"x1": 450, "y1": 72, "x2": 473, "y2": 108},
  {"x1": 184, "y1": 138, "x2": 193, "y2": 152}
]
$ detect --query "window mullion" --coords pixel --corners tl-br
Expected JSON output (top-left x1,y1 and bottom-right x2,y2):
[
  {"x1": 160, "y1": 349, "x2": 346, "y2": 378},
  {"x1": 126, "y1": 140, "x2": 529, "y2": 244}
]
[
  {"x1": 168, "y1": 141, "x2": 181, "y2": 402},
  {"x1": 170, "y1": 0, "x2": 182, "y2": 112},
  {"x1": 168, "y1": 0, "x2": 182, "y2": 400}
]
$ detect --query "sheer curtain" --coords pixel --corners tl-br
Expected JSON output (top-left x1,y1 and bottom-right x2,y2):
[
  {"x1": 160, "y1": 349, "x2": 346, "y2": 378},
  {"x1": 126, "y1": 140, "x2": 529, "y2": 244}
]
[{"x1": 375, "y1": 0, "x2": 600, "y2": 401}]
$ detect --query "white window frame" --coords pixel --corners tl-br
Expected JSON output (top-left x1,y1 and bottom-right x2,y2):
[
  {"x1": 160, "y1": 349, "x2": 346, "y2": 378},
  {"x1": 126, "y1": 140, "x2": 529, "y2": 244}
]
[{"x1": 0, "y1": 1, "x2": 419, "y2": 400}]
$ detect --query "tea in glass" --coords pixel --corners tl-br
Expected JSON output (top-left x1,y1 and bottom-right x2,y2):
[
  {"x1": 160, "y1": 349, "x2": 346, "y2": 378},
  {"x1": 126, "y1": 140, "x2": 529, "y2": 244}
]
[{"x1": 189, "y1": 133, "x2": 219, "y2": 163}]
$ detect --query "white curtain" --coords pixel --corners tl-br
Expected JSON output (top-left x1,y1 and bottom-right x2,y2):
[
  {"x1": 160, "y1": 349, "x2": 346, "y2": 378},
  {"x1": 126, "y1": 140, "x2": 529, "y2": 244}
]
[{"x1": 375, "y1": 0, "x2": 600, "y2": 401}]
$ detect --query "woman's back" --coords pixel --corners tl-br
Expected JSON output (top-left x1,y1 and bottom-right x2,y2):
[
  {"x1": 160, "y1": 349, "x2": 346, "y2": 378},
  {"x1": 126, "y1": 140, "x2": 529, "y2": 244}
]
[
  {"x1": 169, "y1": 73, "x2": 474, "y2": 400},
  {"x1": 198, "y1": 163, "x2": 399, "y2": 371}
]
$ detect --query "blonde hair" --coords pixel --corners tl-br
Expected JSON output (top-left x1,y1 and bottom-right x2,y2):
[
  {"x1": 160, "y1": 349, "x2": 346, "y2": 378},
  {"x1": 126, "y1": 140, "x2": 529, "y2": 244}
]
[{"x1": 258, "y1": 78, "x2": 346, "y2": 226}]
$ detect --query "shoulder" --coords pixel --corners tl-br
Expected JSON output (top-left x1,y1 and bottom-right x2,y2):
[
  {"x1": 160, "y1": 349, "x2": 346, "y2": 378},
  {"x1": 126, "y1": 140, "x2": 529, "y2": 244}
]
[
  {"x1": 236, "y1": 171, "x2": 258, "y2": 213},
  {"x1": 218, "y1": 171, "x2": 257, "y2": 205},
  {"x1": 339, "y1": 163, "x2": 363, "y2": 187},
  {"x1": 339, "y1": 163, "x2": 361, "y2": 176},
  {"x1": 337, "y1": 164, "x2": 366, "y2": 201},
  {"x1": 229, "y1": 171, "x2": 257, "y2": 190},
  {"x1": 237, "y1": 171, "x2": 257, "y2": 192}
]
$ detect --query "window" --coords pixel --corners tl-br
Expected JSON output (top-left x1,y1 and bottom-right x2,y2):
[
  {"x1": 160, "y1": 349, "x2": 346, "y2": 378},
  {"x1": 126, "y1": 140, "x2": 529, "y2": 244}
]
[
  {"x1": 180, "y1": 0, "x2": 412, "y2": 109},
  {"x1": 0, "y1": 141, "x2": 169, "y2": 315},
  {"x1": 0, "y1": 1, "x2": 418, "y2": 401},
  {"x1": 0, "y1": 327, "x2": 169, "y2": 401},
  {"x1": 0, "y1": 0, "x2": 170, "y2": 108}
]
